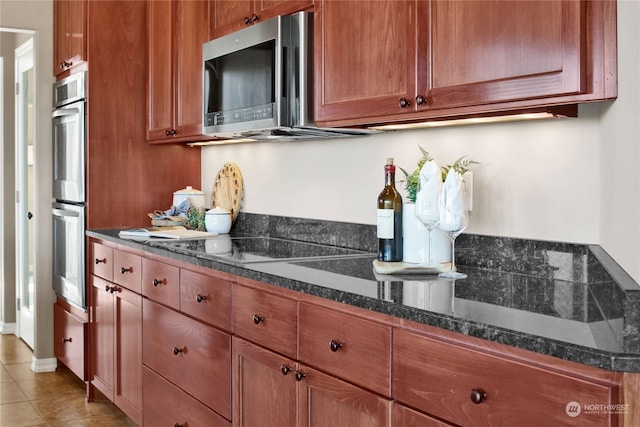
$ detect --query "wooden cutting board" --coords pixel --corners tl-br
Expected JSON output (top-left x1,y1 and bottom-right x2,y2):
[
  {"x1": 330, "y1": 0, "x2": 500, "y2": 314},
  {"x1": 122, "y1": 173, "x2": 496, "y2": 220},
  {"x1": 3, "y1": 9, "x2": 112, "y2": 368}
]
[{"x1": 212, "y1": 162, "x2": 243, "y2": 222}]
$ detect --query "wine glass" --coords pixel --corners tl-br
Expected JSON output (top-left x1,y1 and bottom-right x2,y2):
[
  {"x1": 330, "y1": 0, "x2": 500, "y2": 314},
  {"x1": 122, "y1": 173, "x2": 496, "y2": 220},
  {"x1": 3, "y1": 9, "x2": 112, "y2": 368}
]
[
  {"x1": 438, "y1": 172, "x2": 469, "y2": 279},
  {"x1": 414, "y1": 180, "x2": 441, "y2": 267}
]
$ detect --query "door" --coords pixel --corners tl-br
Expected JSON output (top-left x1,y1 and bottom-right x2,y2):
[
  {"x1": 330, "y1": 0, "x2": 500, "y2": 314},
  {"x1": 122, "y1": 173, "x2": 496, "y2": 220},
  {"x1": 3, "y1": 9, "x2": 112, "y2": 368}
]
[{"x1": 15, "y1": 38, "x2": 35, "y2": 349}]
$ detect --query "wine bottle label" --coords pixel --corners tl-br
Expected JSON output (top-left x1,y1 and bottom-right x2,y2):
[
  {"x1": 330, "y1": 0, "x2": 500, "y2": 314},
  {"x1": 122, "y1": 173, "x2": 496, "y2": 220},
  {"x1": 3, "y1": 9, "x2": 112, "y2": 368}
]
[{"x1": 377, "y1": 209, "x2": 395, "y2": 238}]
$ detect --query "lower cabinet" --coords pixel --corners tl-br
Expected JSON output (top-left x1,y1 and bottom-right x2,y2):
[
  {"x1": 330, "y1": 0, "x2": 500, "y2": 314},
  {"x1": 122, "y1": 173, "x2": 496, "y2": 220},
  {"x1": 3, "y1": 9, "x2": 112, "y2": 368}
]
[
  {"x1": 232, "y1": 336, "x2": 391, "y2": 427},
  {"x1": 90, "y1": 275, "x2": 142, "y2": 425},
  {"x1": 392, "y1": 403, "x2": 454, "y2": 427},
  {"x1": 143, "y1": 366, "x2": 230, "y2": 427},
  {"x1": 53, "y1": 299, "x2": 87, "y2": 380}
]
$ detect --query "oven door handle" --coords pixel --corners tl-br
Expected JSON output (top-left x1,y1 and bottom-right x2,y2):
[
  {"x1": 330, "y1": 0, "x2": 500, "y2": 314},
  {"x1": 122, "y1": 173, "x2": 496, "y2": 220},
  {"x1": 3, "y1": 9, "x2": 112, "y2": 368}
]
[
  {"x1": 52, "y1": 208, "x2": 80, "y2": 218},
  {"x1": 52, "y1": 108, "x2": 81, "y2": 119}
]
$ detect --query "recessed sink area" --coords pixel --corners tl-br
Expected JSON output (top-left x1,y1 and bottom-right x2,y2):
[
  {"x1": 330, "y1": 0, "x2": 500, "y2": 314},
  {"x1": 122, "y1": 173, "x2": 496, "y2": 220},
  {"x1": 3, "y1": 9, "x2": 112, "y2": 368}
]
[{"x1": 149, "y1": 235, "x2": 374, "y2": 265}]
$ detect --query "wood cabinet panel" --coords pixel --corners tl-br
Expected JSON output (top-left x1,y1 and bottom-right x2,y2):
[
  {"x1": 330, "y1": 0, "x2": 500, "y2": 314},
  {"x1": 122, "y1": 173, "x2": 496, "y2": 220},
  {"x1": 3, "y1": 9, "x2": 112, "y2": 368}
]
[
  {"x1": 142, "y1": 257, "x2": 180, "y2": 309},
  {"x1": 53, "y1": 301, "x2": 86, "y2": 381},
  {"x1": 314, "y1": 0, "x2": 415, "y2": 123},
  {"x1": 232, "y1": 337, "x2": 298, "y2": 427},
  {"x1": 298, "y1": 365, "x2": 391, "y2": 427},
  {"x1": 91, "y1": 275, "x2": 115, "y2": 400},
  {"x1": 393, "y1": 329, "x2": 619, "y2": 427},
  {"x1": 232, "y1": 284, "x2": 298, "y2": 358},
  {"x1": 299, "y1": 303, "x2": 391, "y2": 397},
  {"x1": 180, "y1": 268, "x2": 232, "y2": 331},
  {"x1": 392, "y1": 403, "x2": 454, "y2": 427},
  {"x1": 113, "y1": 249, "x2": 142, "y2": 294},
  {"x1": 53, "y1": 0, "x2": 86, "y2": 76},
  {"x1": 91, "y1": 242, "x2": 113, "y2": 282},
  {"x1": 143, "y1": 366, "x2": 230, "y2": 427},
  {"x1": 143, "y1": 299, "x2": 231, "y2": 419}
]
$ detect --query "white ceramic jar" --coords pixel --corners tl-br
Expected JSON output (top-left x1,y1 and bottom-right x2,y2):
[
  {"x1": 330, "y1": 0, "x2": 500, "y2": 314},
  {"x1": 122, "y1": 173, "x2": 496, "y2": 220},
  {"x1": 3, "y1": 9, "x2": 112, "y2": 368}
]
[
  {"x1": 205, "y1": 207, "x2": 232, "y2": 234},
  {"x1": 173, "y1": 186, "x2": 206, "y2": 209}
]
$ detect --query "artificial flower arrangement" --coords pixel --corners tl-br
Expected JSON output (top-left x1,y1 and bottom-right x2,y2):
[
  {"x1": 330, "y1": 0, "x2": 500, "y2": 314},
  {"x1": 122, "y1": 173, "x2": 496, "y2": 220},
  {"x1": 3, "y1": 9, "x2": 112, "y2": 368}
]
[{"x1": 400, "y1": 146, "x2": 479, "y2": 202}]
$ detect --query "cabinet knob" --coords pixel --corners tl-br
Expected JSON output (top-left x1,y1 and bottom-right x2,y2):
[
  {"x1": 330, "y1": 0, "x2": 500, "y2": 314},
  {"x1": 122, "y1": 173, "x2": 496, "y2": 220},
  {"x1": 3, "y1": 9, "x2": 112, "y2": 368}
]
[
  {"x1": 399, "y1": 97, "x2": 411, "y2": 108},
  {"x1": 153, "y1": 278, "x2": 163, "y2": 287},
  {"x1": 329, "y1": 340, "x2": 343, "y2": 352},
  {"x1": 105, "y1": 285, "x2": 111, "y2": 292},
  {"x1": 62, "y1": 337, "x2": 72, "y2": 343},
  {"x1": 121, "y1": 267, "x2": 133, "y2": 274},
  {"x1": 415, "y1": 95, "x2": 428, "y2": 106},
  {"x1": 95, "y1": 258, "x2": 106, "y2": 264},
  {"x1": 281, "y1": 365, "x2": 292, "y2": 375},
  {"x1": 294, "y1": 370, "x2": 306, "y2": 382},
  {"x1": 165, "y1": 129, "x2": 177, "y2": 136},
  {"x1": 251, "y1": 14, "x2": 260, "y2": 23},
  {"x1": 59, "y1": 61, "x2": 72, "y2": 70},
  {"x1": 173, "y1": 347, "x2": 184, "y2": 355},
  {"x1": 196, "y1": 294, "x2": 206, "y2": 303},
  {"x1": 244, "y1": 16, "x2": 251, "y2": 25},
  {"x1": 470, "y1": 388, "x2": 487, "y2": 404},
  {"x1": 253, "y1": 314, "x2": 264, "y2": 324}
]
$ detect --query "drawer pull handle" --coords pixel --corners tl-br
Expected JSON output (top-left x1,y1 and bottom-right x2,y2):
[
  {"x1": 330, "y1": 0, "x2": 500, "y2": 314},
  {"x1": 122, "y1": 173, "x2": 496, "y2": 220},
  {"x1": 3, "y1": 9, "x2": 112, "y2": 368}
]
[
  {"x1": 95, "y1": 258, "x2": 106, "y2": 264},
  {"x1": 399, "y1": 97, "x2": 411, "y2": 108},
  {"x1": 121, "y1": 267, "x2": 133, "y2": 274},
  {"x1": 415, "y1": 95, "x2": 428, "y2": 106},
  {"x1": 173, "y1": 347, "x2": 184, "y2": 355},
  {"x1": 470, "y1": 388, "x2": 487, "y2": 404},
  {"x1": 196, "y1": 294, "x2": 206, "y2": 303},
  {"x1": 294, "y1": 371, "x2": 306, "y2": 382},
  {"x1": 281, "y1": 365, "x2": 292, "y2": 375},
  {"x1": 105, "y1": 285, "x2": 111, "y2": 292},
  {"x1": 153, "y1": 278, "x2": 163, "y2": 287},
  {"x1": 62, "y1": 337, "x2": 72, "y2": 343},
  {"x1": 253, "y1": 314, "x2": 264, "y2": 324},
  {"x1": 329, "y1": 340, "x2": 343, "y2": 352}
]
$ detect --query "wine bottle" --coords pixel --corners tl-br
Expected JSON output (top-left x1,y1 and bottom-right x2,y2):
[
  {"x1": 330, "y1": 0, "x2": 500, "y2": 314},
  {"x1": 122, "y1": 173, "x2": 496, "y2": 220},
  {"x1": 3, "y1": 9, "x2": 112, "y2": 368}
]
[{"x1": 377, "y1": 158, "x2": 403, "y2": 261}]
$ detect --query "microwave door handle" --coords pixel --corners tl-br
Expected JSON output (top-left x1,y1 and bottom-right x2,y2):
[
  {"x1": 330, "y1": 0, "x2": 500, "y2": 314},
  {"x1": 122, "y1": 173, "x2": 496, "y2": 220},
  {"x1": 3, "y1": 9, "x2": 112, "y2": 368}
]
[
  {"x1": 52, "y1": 208, "x2": 80, "y2": 218},
  {"x1": 282, "y1": 46, "x2": 287, "y2": 99},
  {"x1": 52, "y1": 108, "x2": 80, "y2": 119}
]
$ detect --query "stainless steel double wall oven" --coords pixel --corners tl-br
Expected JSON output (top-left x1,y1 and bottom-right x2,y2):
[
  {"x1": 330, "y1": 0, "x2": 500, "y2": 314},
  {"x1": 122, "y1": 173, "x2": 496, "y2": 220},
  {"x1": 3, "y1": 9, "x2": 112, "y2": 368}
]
[{"x1": 52, "y1": 71, "x2": 86, "y2": 310}]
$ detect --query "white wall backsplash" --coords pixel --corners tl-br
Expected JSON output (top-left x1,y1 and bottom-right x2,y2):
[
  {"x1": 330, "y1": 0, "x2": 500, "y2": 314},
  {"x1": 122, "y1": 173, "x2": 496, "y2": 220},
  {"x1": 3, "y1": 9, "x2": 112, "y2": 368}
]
[{"x1": 203, "y1": 1, "x2": 640, "y2": 283}]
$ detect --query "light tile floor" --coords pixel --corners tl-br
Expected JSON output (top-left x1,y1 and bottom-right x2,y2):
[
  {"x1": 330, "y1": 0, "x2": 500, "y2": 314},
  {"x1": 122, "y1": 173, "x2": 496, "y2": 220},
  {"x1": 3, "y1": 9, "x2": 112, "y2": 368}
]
[{"x1": 0, "y1": 333, "x2": 136, "y2": 427}]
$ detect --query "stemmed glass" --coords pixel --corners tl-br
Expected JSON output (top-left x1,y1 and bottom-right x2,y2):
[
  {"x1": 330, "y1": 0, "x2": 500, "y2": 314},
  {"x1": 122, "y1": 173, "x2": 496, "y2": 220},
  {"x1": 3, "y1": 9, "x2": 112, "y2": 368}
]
[
  {"x1": 414, "y1": 180, "x2": 441, "y2": 267},
  {"x1": 438, "y1": 171, "x2": 469, "y2": 279}
]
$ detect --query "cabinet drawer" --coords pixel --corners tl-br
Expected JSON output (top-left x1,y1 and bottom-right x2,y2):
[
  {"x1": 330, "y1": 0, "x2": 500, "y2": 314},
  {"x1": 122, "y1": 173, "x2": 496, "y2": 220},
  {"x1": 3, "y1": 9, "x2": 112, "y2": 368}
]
[
  {"x1": 92, "y1": 242, "x2": 113, "y2": 281},
  {"x1": 143, "y1": 366, "x2": 230, "y2": 427},
  {"x1": 143, "y1": 299, "x2": 231, "y2": 419},
  {"x1": 53, "y1": 302, "x2": 86, "y2": 380},
  {"x1": 299, "y1": 303, "x2": 391, "y2": 396},
  {"x1": 232, "y1": 284, "x2": 298, "y2": 358},
  {"x1": 393, "y1": 329, "x2": 618, "y2": 426},
  {"x1": 180, "y1": 269, "x2": 231, "y2": 331},
  {"x1": 113, "y1": 249, "x2": 142, "y2": 293},
  {"x1": 142, "y1": 258, "x2": 179, "y2": 309}
]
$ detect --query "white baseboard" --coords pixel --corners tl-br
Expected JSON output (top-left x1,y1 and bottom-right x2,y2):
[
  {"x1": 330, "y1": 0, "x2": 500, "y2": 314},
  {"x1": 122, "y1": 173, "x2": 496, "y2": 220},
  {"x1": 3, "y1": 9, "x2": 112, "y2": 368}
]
[
  {"x1": 31, "y1": 357, "x2": 58, "y2": 373},
  {"x1": 0, "y1": 322, "x2": 17, "y2": 334}
]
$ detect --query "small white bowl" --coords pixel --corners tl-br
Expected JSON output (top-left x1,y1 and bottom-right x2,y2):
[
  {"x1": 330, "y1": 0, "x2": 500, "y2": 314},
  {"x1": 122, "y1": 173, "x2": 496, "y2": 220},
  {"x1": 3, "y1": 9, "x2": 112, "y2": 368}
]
[{"x1": 205, "y1": 208, "x2": 232, "y2": 234}]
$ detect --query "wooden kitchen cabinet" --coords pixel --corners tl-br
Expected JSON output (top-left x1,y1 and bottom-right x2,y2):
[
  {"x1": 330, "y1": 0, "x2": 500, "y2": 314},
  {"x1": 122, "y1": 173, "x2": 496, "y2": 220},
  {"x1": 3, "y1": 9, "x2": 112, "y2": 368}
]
[
  {"x1": 315, "y1": 0, "x2": 616, "y2": 127},
  {"x1": 147, "y1": 0, "x2": 210, "y2": 142},
  {"x1": 53, "y1": 0, "x2": 86, "y2": 77},
  {"x1": 141, "y1": 257, "x2": 180, "y2": 309},
  {"x1": 180, "y1": 268, "x2": 232, "y2": 331},
  {"x1": 393, "y1": 329, "x2": 620, "y2": 426},
  {"x1": 53, "y1": 299, "x2": 87, "y2": 381},
  {"x1": 210, "y1": 0, "x2": 313, "y2": 38},
  {"x1": 90, "y1": 274, "x2": 142, "y2": 425}
]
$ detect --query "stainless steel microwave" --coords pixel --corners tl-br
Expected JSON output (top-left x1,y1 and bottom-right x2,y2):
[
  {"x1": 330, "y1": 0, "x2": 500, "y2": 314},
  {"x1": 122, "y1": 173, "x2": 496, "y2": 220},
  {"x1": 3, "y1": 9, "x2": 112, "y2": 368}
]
[{"x1": 203, "y1": 12, "x2": 314, "y2": 140}]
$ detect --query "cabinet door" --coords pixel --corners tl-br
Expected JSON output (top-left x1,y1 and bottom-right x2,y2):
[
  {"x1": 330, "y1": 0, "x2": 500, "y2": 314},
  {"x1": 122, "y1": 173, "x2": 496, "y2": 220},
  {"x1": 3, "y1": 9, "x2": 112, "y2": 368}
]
[
  {"x1": 298, "y1": 365, "x2": 391, "y2": 427},
  {"x1": 211, "y1": 0, "x2": 253, "y2": 38},
  {"x1": 180, "y1": 269, "x2": 232, "y2": 331},
  {"x1": 113, "y1": 286, "x2": 142, "y2": 425},
  {"x1": 254, "y1": 0, "x2": 314, "y2": 21},
  {"x1": 232, "y1": 337, "x2": 297, "y2": 427},
  {"x1": 53, "y1": 0, "x2": 86, "y2": 76},
  {"x1": 53, "y1": 302, "x2": 86, "y2": 380},
  {"x1": 90, "y1": 275, "x2": 115, "y2": 400},
  {"x1": 147, "y1": 0, "x2": 176, "y2": 141},
  {"x1": 175, "y1": 0, "x2": 210, "y2": 137},
  {"x1": 314, "y1": 0, "x2": 416, "y2": 123},
  {"x1": 423, "y1": 0, "x2": 587, "y2": 110}
]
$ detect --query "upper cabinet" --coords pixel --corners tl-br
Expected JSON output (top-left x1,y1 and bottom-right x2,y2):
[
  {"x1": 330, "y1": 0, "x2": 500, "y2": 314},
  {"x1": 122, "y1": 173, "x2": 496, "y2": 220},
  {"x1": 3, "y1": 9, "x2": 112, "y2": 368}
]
[
  {"x1": 147, "y1": 0, "x2": 211, "y2": 143},
  {"x1": 53, "y1": 0, "x2": 86, "y2": 77},
  {"x1": 315, "y1": 0, "x2": 617, "y2": 127},
  {"x1": 211, "y1": 0, "x2": 313, "y2": 38}
]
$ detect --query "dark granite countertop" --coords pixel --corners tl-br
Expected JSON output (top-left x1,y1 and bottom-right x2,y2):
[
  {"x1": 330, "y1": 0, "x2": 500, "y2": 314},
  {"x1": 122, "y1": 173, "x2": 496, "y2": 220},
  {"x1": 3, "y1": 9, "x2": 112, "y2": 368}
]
[{"x1": 87, "y1": 215, "x2": 640, "y2": 373}]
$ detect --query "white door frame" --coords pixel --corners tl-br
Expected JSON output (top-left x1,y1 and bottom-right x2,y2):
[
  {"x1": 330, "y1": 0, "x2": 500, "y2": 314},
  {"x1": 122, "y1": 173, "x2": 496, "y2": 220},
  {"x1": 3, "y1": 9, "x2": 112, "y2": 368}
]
[{"x1": 15, "y1": 37, "x2": 35, "y2": 349}]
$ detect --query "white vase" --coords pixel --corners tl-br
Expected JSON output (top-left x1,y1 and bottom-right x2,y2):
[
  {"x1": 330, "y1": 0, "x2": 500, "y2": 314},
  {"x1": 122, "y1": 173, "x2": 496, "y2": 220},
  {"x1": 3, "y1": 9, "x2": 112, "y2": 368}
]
[{"x1": 402, "y1": 203, "x2": 451, "y2": 264}]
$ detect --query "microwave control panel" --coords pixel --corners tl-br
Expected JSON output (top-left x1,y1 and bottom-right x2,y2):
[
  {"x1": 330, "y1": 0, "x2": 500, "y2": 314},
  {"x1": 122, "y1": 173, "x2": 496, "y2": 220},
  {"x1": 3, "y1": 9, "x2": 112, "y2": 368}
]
[{"x1": 206, "y1": 103, "x2": 275, "y2": 126}]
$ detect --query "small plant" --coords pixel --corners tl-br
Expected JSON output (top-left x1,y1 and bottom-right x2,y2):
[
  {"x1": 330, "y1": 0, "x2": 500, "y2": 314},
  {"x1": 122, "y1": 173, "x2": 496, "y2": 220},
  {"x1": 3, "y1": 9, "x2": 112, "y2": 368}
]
[
  {"x1": 400, "y1": 147, "x2": 478, "y2": 202},
  {"x1": 185, "y1": 206, "x2": 206, "y2": 231}
]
